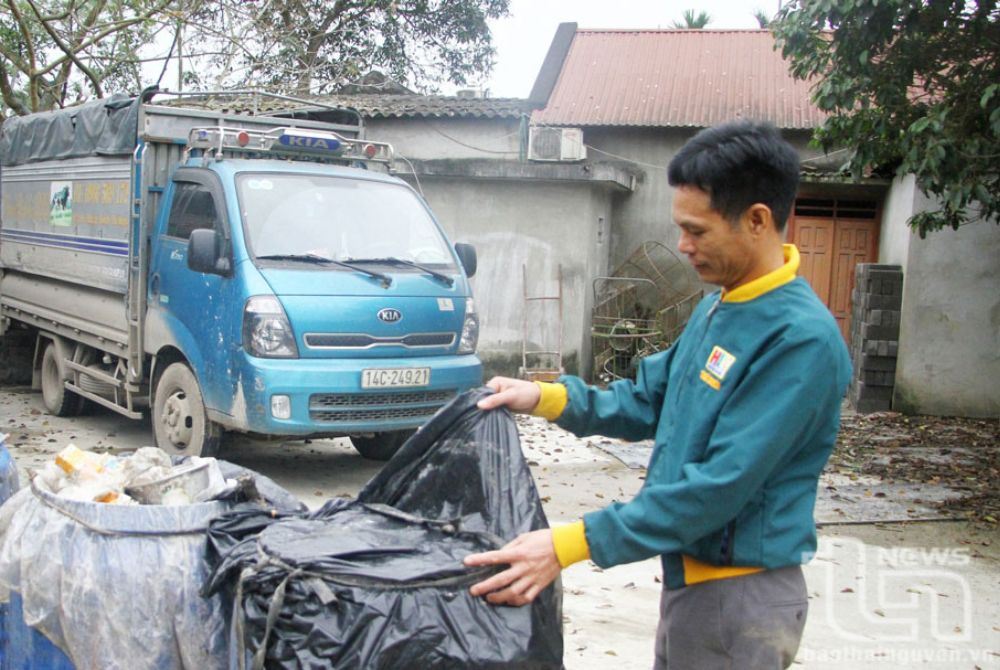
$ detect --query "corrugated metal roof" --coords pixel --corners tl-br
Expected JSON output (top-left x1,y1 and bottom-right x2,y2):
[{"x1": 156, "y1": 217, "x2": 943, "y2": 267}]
[
  {"x1": 168, "y1": 93, "x2": 533, "y2": 120},
  {"x1": 314, "y1": 93, "x2": 534, "y2": 119},
  {"x1": 532, "y1": 29, "x2": 825, "y2": 129}
]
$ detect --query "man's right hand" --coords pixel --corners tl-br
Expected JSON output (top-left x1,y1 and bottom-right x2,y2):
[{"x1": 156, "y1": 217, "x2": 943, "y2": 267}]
[{"x1": 477, "y1": 376, "x2": 541, "y2": 413}]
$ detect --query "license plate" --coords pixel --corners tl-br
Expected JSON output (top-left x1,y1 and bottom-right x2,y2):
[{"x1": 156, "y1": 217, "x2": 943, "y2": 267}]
[{"x1": 361, "y1": 367, "x2": 431, "y2": 388}]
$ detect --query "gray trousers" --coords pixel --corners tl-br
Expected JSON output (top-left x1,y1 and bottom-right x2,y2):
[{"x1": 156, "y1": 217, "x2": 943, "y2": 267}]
[{"x1": 653, "y1": 565, "x2": 808, "y2": 670}]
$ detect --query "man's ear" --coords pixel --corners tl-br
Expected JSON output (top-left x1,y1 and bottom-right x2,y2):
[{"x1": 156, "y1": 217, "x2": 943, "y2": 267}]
[{"x1": 745, "y1": 203, "x2": 775, "y2": 237}]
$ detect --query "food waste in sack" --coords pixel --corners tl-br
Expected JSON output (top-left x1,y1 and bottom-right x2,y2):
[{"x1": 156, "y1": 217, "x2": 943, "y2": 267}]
[{"x1": 34, "y1": 444, "x2": 237, "y2": 505}]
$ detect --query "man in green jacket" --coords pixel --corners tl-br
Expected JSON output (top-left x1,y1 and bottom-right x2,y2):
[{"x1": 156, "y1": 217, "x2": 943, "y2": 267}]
[{"x1": 465, "y1": 120, "x2": 852, "y2": 669}]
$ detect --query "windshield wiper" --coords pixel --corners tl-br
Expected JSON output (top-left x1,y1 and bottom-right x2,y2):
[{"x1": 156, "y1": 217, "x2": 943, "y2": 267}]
[
  {"x1": 346, "y1": 257, "x2": 454, "y2": 287},
  {"x1": 256, "y1": 253, "x2": 391, "y2": 287}
]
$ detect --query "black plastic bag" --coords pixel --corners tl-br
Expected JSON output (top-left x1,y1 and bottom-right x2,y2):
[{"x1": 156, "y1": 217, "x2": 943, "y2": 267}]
[{"x1": 203, "y1": 388, "x2": 564, "y2": 669}]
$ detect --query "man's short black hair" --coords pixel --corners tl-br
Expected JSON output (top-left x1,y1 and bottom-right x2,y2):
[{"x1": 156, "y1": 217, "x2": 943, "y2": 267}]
[{"x1": 667, "y1": 121, "x2": 800, "y2": 231}]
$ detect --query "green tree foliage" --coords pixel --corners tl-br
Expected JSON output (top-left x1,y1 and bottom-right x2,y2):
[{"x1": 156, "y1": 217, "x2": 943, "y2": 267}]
[
  {"x1": 0, "y1": 0, "x2": 509, "y2": 115},
  {"x1": 671, "y1": 9, "x2": 712, "y2": 29},
  {"x1": 0, "y1": 0, "x2": 177, "y2": 115},
  {"x1": 753, "y1": 9, "x2": 771, "y2": 29},
  {"x1": 772, "y1": 0, "x2": 1000, "y2": 236},
  {"x1": 186, "y1": 0, "x2": 510, "y2": 96}
]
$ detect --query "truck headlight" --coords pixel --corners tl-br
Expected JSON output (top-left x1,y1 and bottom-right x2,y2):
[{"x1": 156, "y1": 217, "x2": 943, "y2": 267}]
[
  {"x1": 458, "y1": 297, "x2": 479, "y2": 354},
  {"x1": 243, "y1": 296, "x2": 298, "y2": 358}
]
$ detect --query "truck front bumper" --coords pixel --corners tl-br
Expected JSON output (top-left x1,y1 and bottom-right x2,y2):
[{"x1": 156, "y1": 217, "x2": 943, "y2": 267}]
[{"x1": 221, "y1": 353, "x2": 483, "y2": 436}]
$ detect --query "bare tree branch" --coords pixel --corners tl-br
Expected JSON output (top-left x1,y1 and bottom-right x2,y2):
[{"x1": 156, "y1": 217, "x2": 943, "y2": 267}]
[
  {"x1": 25, "y1": 0, "x2": 105, "y2": 97},
  {"x1": 5, "y1": 0, "x2": 39, "y2": 109},
  {"x1": 0, "y1": 62, "x2": 30, "y2": 115},
  {"x1": 35, "y1": 0, "x2": 177, "y2": 78}
]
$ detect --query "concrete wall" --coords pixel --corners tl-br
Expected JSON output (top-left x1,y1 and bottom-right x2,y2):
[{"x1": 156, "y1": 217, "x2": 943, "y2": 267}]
[
  {"x1": 403, "y1": 174, "x2": 616, "y2": 378},
  {"x1": 582, "y1": 127, "x2": 685, "y2": 267},
  {"x1": 366, "y1": 117, "x2": 523, "y2": 161},
  {"x1": 881, "y1": 175, "x2": 1000, "y2": 418},
  {"x1": 878, "y1": 175, "x2": 916, "y2": 267},
  {"x1": 583, "y1": 127, "x2": 821, "y2": 269}
]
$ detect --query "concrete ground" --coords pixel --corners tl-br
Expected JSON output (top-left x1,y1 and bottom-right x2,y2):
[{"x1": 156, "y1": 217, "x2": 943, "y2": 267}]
[{"x1": 1, "y1": 387, "x2": 998, "y2": 669}]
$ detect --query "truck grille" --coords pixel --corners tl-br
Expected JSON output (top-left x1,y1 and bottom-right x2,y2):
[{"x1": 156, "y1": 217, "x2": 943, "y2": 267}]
[
  {"x1": 304, "y1": 333, "x2": 455, "y2": 349},
  {"x1": 309, "y1": 389, "x2": 456, "y2": 423}
]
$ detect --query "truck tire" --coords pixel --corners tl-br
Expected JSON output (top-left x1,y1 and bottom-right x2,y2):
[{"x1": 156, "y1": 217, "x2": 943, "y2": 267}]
[
  {"x1": 152, "y1": 362, "x2": 222, "y2": 457},
  {"x1": 40, "y1": 341, "x2": 83, "y2": 417},
  {"x1": 350, "y1": 430, "x2": 415, "y2": 461}
]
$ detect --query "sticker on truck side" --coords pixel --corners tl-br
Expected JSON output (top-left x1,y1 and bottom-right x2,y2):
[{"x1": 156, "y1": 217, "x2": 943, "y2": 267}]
[
  {"x1": 49, "y1": 182, "x2": 73, "y2": 227},
  {"x1": 361, "y1": 368, "x2": 431, "y2": 389}
]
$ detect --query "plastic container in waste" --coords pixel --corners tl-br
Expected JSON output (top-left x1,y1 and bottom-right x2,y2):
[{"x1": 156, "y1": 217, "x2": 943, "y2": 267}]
[{"x1": 0, "y1": 434, "x2": 18, "y2": 504}]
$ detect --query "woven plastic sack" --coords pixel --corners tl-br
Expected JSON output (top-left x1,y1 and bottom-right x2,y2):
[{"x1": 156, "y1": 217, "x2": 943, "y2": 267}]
[{"x1": 0, "y1": 459, "x2": 303, "y2": 670}]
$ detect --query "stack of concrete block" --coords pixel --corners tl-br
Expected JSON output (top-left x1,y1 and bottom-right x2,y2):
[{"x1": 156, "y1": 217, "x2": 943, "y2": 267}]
[{"x1": 848, "y1": 264, "x2": 903, "y2": 413}]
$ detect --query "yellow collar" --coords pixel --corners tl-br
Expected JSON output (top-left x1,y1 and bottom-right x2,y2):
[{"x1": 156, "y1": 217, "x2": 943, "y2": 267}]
[{"x1": 722, "y1": 244, "x2": 800, "y2": 303}]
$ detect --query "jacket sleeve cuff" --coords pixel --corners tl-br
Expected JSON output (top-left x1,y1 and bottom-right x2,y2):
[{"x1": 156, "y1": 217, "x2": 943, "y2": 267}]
[
  {"x1": 551, "y1": 520, "x2": 591, "y2": 568},
  {"x1": 531, "y1": 382, "x2": 568, "y2": 421}
]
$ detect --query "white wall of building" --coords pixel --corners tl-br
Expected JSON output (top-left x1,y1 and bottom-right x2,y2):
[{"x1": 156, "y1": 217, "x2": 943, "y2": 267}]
[
  {"x1": 584, "y1": 127, "x2": 821, "y2": 269},
  {"x1": 406, "y1": 175, "x2": 615, "y2": 378},
  {"x1": 367, "y1": 117, "x2": 523, "y2": 161},
  {"x1": 881, "y1": 175, "x2": 1000, "y2": 417}
]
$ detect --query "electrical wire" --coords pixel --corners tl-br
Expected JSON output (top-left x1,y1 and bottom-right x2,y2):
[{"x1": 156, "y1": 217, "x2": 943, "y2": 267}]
[
  {"x1": 524, "y1": 118, "x2": 663, "y2": 169},
  {"x1": 156, "y1": 25, "x2": 181, "y2": 88},
  {"x1": 800, "y1": 147, "x2": 853, "y2": 164},
  {"x1": 395, "y1": 155, "x2": 424, "y2": 197},
  {"x1": 582, "y1": 144, "x2": 665, "y2": 170},
  {"x1": 419, "y1": 118, "x2": 521, "y2": 155}
]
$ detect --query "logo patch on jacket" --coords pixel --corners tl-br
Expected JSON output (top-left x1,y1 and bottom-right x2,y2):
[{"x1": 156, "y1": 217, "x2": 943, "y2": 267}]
[{"x1": 705, "y1": 346, "x2": 736, "y2": 380}]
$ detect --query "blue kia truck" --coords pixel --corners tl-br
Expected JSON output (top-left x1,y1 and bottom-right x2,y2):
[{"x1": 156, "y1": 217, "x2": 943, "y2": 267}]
[{"x1": 0, "y1": 90, "x2": 482, "y2": 460}]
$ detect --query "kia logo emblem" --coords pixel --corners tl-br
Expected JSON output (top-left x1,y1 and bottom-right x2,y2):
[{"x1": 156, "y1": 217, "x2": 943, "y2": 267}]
[{"x1": 377, "y1": 308, "x2": 402, "y2": 323}]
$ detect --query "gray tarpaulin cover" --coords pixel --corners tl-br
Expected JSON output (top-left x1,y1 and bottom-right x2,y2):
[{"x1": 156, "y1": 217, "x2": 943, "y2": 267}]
[
  {"x1": 0, "y1": 95, "x2": 139, "y2": 167},
  {"x1": 203, "y1": 388, "x2": 564, "y2": 669},
  {"x1": 0, "y1": 461, "x2": 304, "y2": 670}
]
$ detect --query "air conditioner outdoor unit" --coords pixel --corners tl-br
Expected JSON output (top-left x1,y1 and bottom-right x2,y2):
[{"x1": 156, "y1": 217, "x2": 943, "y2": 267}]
[{"x1": 528, "y1": 127, "x2": 587, "y2": 162}]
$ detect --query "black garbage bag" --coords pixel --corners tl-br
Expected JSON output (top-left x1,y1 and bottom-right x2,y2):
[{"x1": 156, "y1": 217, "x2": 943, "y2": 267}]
[{"x1": 203, "y1": 388, "x2": 564, "y2": 669}]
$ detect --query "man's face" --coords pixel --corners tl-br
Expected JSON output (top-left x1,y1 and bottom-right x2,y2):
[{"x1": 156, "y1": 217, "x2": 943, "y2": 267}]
[{"x1": 672, "y1": 186, "x2": 756, "y2": 291}]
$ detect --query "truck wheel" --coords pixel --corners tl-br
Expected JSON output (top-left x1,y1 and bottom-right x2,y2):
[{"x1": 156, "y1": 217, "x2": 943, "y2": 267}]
[
  {"x1": 153, "y1": 362, "x2": 222, "y2": 457},
  {"x1": 40, "y1": 341, "x2": 83, "y2": 417},
  {"x1": 350, "y1": 430, "x2": 415, "y2": 461}
]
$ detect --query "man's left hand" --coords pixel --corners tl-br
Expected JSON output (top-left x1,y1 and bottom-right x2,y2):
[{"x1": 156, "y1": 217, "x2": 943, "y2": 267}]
[{"x1": 464, "y1": 529, "x2": 562, "y2": 606}]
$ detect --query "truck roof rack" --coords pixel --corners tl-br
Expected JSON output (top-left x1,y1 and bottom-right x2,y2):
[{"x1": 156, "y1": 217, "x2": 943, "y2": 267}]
[
  {"x1": 184, "y1": 125, "x2": 394, "y2": 165},
  {"x1": 147, "y1": 88, "x2": 364, "y2": 127}
]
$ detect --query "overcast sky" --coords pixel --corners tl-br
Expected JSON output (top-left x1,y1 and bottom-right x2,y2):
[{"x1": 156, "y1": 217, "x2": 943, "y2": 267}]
[
  {"x1": 480, "y1": 0, "x2": 779, "y2": 98},
  {"x1": 143, "y1": 1, "x2": 778, "y2": 97}
]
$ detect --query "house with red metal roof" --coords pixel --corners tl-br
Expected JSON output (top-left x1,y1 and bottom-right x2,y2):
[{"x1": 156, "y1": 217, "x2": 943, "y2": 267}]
[{"x1": 528, "y1": 25, "x2": 884, "y2": 335}]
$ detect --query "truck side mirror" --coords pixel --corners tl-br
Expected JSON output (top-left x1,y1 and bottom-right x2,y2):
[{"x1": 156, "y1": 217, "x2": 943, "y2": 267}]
[
  {"x1": 454, "y1": 243, "x2": 477, "y2": 278},
  {"x1": 188, "y1": 228, "x2": 231, "y2": 276}
]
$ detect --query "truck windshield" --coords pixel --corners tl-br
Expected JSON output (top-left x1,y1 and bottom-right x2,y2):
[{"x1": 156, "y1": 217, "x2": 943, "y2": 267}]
[{"x1": 237, "y1": 174, "x2": 456, "y2": 268}]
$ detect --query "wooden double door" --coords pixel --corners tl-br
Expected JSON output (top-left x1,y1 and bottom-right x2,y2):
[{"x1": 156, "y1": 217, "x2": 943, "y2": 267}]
[{"x1": 787, "y1": 198, "x2": 880, "y2": 341}]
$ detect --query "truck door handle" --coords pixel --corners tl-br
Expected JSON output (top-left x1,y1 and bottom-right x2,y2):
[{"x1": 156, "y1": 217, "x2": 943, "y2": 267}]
[{"x1": 150, "y1": 273, "x2": 160, "y2": 296}]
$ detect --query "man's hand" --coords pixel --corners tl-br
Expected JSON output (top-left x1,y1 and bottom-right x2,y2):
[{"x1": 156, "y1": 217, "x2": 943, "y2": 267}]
[
  {"x1": 464, "y1": 529, "x2": 562, "y2": 606},
  {"x1": 477, "y1": 376, "x2": 541, "y2": 413}
]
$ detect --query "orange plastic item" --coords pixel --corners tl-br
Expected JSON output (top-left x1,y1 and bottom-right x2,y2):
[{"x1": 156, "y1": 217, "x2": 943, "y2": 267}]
[
  {"x1": 94, "y1": 490, "x2": 119, "y2": 504},
  {"x1": 55, "y1": 445, "x2": 89, "y2": 475}
]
